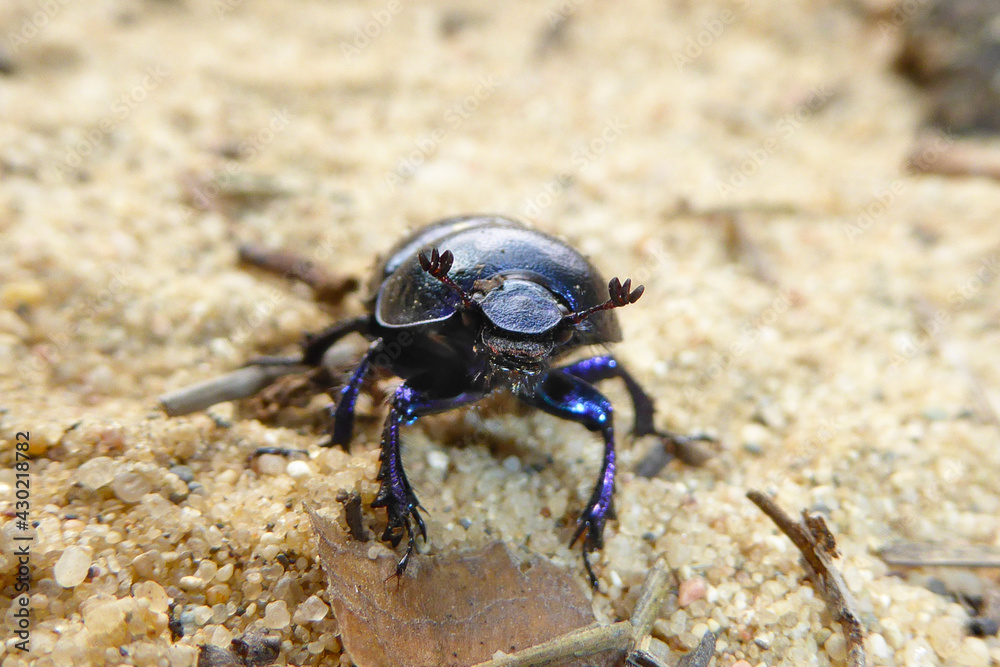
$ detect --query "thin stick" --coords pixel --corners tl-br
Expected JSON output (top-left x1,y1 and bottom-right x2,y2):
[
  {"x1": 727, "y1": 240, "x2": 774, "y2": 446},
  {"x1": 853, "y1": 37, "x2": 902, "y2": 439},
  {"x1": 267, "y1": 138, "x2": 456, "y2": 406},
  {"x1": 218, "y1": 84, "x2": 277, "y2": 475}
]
[
  {"x1": 238, "y1": 243, "x2": 358, "y2": 305},
  {"x1": 878, "y1": 542, "x2": 1000, "y2": 568},
  {"x1": 747, "y1": 490, "x2": 867, "y2": 667},
  {"x1": 469, "y1": 622, "x2": 630, "y2": 667},
  {"x1": 628, "y1": 559, "x2": 672, "y2": 642},
  {"x1": 159, "y1": 364, "x2": 303, "y2": 416},
  {"x1": 907, "y1": 137, "x2": 1000, "y2": 181}
]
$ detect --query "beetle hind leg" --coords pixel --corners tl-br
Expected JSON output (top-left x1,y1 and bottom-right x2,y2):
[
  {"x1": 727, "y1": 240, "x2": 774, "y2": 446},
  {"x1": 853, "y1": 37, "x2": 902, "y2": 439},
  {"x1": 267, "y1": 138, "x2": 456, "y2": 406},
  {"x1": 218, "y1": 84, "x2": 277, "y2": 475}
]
[{"x1": 519, "y1": 371, "x2": 616, "y2": 589}]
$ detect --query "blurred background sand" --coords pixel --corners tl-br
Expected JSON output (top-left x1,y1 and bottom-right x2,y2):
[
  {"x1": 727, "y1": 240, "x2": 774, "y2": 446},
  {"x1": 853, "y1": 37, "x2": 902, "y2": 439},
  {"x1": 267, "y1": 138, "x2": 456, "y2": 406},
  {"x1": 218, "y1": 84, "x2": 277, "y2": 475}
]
[{"x1": 2, "y1": 1, "x2": 1000, "y2": 665}]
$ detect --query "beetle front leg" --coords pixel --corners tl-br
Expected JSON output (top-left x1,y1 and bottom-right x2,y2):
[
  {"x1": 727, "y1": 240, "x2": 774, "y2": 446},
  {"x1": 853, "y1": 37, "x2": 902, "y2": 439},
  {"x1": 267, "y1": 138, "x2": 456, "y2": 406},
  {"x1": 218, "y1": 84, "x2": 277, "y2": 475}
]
[
  {"x1": 372, "y1": 383, "x2": 484, "y2": 579},
  {"x1": 519, "y1": 371, "x2": 616, "y2": 588}
]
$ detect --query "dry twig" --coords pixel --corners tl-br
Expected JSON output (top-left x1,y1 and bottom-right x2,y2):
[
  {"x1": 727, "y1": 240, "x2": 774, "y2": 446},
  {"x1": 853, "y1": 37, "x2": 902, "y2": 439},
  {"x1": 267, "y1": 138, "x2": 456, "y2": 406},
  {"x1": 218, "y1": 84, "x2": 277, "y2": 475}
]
[
  {"x1": 747, "y1": 490, "x2": 867, "y2": 667},
  {"x1": 907, "y1": 137, "x2": 1000, "y2": 181},
  {"x1": 159, "y1": 364, "x2": 304, "y2": 417},
  {"x1": 238, "y1": 243, "x2": 358, "y2": 305},
  {"x1": 721, "y1": 213, "x2": 781, "y2": 287},
  {"x1": 877, "y1": 542, "x2": 1000, "y2": 568}
]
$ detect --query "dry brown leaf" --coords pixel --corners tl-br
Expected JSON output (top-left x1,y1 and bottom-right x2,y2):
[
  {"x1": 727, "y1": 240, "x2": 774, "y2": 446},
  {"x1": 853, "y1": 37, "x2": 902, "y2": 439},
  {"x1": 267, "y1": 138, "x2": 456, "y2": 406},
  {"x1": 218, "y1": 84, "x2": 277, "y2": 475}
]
[{"x1": 308, "y1": 507, "x2": 623, "y2": 667}]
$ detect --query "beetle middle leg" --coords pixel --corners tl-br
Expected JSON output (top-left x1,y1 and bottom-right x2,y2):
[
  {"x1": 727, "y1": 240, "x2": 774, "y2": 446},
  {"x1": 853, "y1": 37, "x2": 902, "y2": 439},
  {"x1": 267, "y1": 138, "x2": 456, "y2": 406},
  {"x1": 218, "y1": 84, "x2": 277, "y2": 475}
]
[
  {"x1": 518, "y1": 371, "x2": 616, "y2": 588},
  {"x1": 374, "y1": 383, "x2": 484, "y2": 579},
  {"x1": 325, "y1": 338, "x2": 383, "y2": 448}
]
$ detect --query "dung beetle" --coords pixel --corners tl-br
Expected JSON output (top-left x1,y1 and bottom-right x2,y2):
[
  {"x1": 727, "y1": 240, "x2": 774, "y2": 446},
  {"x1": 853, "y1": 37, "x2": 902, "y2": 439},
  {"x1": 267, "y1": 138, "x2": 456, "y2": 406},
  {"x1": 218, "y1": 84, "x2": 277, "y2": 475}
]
[
  {"x1": 170, "y1": 214, "x2": 700, "y2": 587},
  {"x1": 284, "y1": 214, "x2": 692, "y2": 587}
]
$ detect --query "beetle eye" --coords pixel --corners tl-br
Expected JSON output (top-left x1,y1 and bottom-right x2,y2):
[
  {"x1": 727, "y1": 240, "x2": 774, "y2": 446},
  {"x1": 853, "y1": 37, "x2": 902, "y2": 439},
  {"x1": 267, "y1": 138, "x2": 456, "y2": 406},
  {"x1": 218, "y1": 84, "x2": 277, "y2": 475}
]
[{"x1": 554, "y1": 327, "x2": 573, "y2": 344}]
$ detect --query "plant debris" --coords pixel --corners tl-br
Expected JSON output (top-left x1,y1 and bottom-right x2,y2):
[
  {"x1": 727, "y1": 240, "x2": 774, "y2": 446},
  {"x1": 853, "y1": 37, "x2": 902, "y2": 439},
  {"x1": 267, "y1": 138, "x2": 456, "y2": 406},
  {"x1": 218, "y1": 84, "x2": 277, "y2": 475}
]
[
  {"x1": 747, "y1": 490, "x2": 868, "y2": 667},
  {"x1": 197, "y1": 631, "x2": 281, "y2": 667},
  {"x1": 237, "y1": 243, "x2": 359, "y2": 306},
  {"x1": 308, "y1": 507, "x2": 621, "y2": 667},
  {"x1": 471, "y1": 559, "x2": 716, "y2": 667},
  {"x1": 336, "y1": 489, "x2": 370, "y2": 542},
  {"x1": 907, "y1": 135, "x2": 1000, "y2": 182},
  {"x1": 878, "y1": 542, "x2": 1000, "y2": 568},
  {"x1": 159, "y1": 364, "x2": 304, "y2": 417},
  {"x1": 895, "y1": 0, "x2": 1000, "y2": 134}
]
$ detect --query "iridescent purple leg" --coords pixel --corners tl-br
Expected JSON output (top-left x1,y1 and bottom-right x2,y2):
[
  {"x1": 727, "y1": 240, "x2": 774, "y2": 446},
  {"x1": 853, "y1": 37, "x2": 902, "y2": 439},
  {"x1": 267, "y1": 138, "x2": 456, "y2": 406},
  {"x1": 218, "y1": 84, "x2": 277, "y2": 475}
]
[
  {"x1": 559, "y1": 355, "x2": 714, "y2": 476},
  {"x1": 518, "y1": 371, "x2": 615, "y2": 588},
  {"x1": 558, "y1": 355, "x2": 655, "y2": 436},
  {"x1": 373, "y1": 384, "x2": 484, "y2": 578},
  {"x1": 327, "y1": 339, "x2": 382, "y2": 448}
]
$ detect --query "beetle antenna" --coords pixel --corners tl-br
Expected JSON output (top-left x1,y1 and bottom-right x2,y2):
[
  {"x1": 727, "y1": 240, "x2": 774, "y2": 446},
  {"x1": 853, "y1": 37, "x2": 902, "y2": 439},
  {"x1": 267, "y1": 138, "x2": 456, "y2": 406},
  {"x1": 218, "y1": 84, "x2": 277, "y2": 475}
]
[
  {"x1": 418, "y1": 248, "x2": 478, "y2": 310},
  {"x1": 562, "y1": 277, "x2": 644, "y2": 326}
]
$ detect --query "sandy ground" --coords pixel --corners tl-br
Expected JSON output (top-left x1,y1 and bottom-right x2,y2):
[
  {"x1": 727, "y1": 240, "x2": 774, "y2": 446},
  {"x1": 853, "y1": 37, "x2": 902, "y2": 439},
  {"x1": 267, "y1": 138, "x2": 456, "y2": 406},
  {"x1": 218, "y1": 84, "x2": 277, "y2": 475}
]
[{"x1": 2, "y1": 0, "x2": 1000, "y2": 665}]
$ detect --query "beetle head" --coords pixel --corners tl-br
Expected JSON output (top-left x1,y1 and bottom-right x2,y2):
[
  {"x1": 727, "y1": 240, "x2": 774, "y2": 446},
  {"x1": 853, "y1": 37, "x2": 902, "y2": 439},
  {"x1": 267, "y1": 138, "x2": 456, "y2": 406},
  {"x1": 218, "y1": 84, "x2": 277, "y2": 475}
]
[{"x1": 475, "y1": 279, "x2": 567, "y2": 376}]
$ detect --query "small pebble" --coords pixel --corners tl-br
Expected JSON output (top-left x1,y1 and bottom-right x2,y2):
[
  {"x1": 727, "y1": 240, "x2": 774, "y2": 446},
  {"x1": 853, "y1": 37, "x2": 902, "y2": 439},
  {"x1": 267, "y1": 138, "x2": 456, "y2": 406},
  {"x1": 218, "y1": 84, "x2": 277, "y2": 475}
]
[
  {"x1": 170, "y1": 465, "x2": 195, "y2": 483},
  {"x1": 77, "y1": 457, "x2": 116, "y2": 490},
  {"x1": 54, "y1": 546, "x2": 91, "y2": 588},
  {"x1": 0, "y1": 280, "x2": 45, "y2": 309},
  {"x1": 868, "y1": 633, "x2": 891, "y2": 660},
  {"x1": 179, "y1": 576, "x2": 206, "y2": 591},
  {"x1": 215, "y1": 563, "x2": 234, "y2": 582},
  {"x1": 502, "y1": 455, "x2": 520, "y2": 472},
  {"x1": 111, "y1": 471, "x2": 151, "y2": 503},
  {"x1": 255, "y1": 454, "x2": 286, "y2": 476},
  {"x1": 427, "y1": 450, "x2": 449, "y2": 471},
  {"x1": 83, "y1": 598, "x2": 125, "y2": 636},
  {"x1": 292, "y1": 595, "x2": 329, "y2": 623},
  {"x1": 824, "y1": 632, "x2": 846, "y2": 661},
  {"x1": 286, "y1": 460, "x2": 312, "y2": 478},
  {"x1": 264, "y1": 600, "x2": 290, "y2": 629},
  {"x1": 678, "y1": 577, "x2": 707, "y2": 607}
]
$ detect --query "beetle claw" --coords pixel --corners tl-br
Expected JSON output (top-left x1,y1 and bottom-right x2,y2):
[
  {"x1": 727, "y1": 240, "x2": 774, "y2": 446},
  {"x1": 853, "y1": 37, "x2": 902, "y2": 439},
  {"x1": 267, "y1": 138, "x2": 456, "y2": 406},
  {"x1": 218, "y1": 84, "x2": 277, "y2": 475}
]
[
  {"x1": 572, "y1": 500, "x2": 609, "y2": 590},
  {"x1": 373, "y1": 485, "x2": 426, "y2": 580}
]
